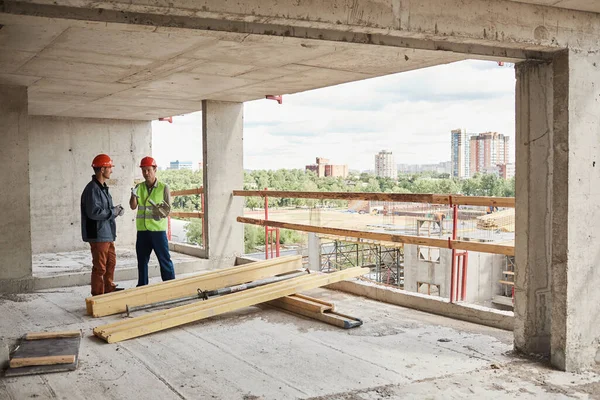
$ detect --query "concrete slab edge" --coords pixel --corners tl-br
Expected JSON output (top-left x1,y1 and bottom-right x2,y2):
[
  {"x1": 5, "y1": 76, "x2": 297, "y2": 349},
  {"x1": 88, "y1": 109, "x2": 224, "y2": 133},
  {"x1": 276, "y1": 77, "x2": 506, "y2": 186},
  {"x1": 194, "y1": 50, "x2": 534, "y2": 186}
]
[
  {"x1": 31, "y1": 259, "x2": 211, "y2": 291},
  {"x1": 326, "y1": 280, "x2": 514, "y2": 331},
  {"x1": 168, "y1": 242, "x2": 207, "y2": 258}
]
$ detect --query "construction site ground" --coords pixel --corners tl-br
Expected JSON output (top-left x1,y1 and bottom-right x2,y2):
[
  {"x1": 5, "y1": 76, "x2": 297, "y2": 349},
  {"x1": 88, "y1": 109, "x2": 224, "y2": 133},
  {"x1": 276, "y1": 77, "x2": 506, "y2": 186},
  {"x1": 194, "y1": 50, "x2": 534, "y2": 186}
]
[{"x1": 1, "y1": 276, "x2": 599, "y2": 399}]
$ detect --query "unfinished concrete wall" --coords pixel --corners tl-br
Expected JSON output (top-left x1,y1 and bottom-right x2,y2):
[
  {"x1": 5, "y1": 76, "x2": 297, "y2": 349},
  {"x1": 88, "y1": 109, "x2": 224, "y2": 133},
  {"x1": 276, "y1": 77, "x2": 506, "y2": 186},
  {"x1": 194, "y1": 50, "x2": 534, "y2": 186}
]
[
  {"x1": 551, "y1": 49, "x2": 600, "y2": 372},
  {"x1": 28, "y1": 117, "x2": 151, "y2": 253},
  {"x1": 404, "y1": 245, "x2": 451, "y2": 298},
  {"x1": 202, "y1": 100, "x2": 244, "y2": 267},
  {"x1": 0, "y1": 85, "x2": 32, "y2": 282},
  {"x1": 514, "y1": 60, "x2": 554, "y2": 356},
  {"x1": 464, "y1": 252, "x2": 505, "y2": 304}
]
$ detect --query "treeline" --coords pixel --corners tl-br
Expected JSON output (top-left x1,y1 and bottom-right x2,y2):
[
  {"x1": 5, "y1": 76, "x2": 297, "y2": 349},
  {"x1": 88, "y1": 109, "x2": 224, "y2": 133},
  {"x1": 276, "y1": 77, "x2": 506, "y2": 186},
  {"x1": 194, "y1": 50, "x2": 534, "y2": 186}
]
[
  {"x1": 158, "y1": 168, "x2": 515, "y2": 249},
  {"x1": 159, "y1": 168, "x2": 515, "y2": 211}
]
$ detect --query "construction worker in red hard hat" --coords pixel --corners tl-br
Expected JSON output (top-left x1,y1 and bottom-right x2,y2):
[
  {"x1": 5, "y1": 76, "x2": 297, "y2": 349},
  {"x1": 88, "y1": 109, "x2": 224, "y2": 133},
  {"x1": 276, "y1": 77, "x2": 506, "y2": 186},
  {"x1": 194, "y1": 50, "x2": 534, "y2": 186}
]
[
  {"x1": 80, "y1": 154, "x2": 125, "y2": 296},
  {"x1": 130, "y1": 156, "x2": 175, "y2": 286}
]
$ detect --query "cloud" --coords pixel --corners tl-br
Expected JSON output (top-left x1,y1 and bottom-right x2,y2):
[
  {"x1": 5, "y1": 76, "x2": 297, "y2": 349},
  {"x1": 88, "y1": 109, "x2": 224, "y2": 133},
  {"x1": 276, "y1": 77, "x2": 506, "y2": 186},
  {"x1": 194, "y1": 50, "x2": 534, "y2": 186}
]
[{"x1": 153, "y1": 59, "x2": 516, "y2": 171}]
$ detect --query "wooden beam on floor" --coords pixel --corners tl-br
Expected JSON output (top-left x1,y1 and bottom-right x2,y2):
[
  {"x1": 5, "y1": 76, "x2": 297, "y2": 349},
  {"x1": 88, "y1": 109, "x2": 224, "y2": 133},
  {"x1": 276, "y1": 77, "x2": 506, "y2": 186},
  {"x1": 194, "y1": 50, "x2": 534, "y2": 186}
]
[
  {"x1": 267, "y1": 294, "x2": 363, "y2": 329},
  {"x1": 93, "y1": 267, "x2": 368, "y2": 343},
  {"x1": 86, "y1": 255, "x2": 303, "y2": 317},
  {"x1": 25, "y1": 331, "x2": 81, "y2": 340},
  {"x1": 9, "y1": 355, "x2": 76, "y2": 368},
  {"x1": 237, "y1": 217, "x2": 515, "y2": 256}
]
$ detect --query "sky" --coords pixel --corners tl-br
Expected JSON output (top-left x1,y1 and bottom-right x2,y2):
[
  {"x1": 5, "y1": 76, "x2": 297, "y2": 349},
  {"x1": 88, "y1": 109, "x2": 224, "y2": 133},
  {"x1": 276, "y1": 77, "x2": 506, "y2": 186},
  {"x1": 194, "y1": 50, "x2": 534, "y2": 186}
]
[{"x1": 152, "y1": 59, "x2": 516, "y2": 172}]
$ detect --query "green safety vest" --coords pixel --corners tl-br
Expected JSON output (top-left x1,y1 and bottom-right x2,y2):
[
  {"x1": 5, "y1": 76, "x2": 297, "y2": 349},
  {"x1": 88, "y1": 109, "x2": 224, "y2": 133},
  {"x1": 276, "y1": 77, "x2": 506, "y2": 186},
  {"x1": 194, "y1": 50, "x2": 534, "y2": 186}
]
[{"x1": 136, "y1": 181, "x2": 168, "y2": 232}]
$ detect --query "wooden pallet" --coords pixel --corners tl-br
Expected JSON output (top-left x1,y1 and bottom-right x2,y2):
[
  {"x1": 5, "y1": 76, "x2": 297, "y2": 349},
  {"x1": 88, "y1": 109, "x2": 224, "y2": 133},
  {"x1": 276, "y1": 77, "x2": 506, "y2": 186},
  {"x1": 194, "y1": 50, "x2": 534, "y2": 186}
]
[
  {"x1": 94, "y1": 267, "x2": 368, "y2": 343},
  {"x1": 86, "y1": 255, "x2": 303, "y2": 317},
  {"x1": 5, "y1": 331, "x2": 81, "y2": 377}
]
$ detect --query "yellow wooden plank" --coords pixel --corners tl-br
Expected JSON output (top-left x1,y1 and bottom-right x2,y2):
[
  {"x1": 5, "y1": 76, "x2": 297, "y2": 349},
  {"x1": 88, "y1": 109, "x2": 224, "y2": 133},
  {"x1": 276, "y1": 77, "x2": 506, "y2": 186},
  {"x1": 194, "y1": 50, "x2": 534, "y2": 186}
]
[
  {"x1": 87, "y1": 256, "x2": 302, "y2": 317},
  {"x1": 10, "y1": 355, "x2": 76, "y2": 368},
  {"x1": 170, "y1": 211, "x2": 203, "y2": 219},
  {"x1": 94, "y1": 268, "x2": 368, "y2": 343},
  {"x1": 238, "y1": 217, "x2": 515, "y2": 256},
  {"x1": 268, "y1": 295, "x2": 332, "y2": 313},
  {"x1": 95, "y1": 272, "x2": 333, "y2": 334},
  {"x1": 499, "y1": 280, "x2": 515, "y2": 286},
  {"x1": 25, "y1": 331, "x2": 81, "y2": 340},
  {"x1": 171, "y1": 188, "x2": 203, "y2": 196}
]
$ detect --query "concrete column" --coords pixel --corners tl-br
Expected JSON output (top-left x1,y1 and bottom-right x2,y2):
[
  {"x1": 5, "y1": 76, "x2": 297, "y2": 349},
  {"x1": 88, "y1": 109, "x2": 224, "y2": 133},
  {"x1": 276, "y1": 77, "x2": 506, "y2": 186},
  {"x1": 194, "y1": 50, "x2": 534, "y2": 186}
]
[
  {"x1": 202, "y1": 100, "x2": 244, "y2": 267},
  {"x1": 550, "y1": 49, "x2": 600, "y2": 372},
  {"x1": 514, "y1": 60, "x2": 553, "y2": 356},
  {"x1": 307, "y1": 233, "x2": 321, "y2": 271},
  {"x1": 0, "y1": 86, "x2": 33, "y2": 288}
]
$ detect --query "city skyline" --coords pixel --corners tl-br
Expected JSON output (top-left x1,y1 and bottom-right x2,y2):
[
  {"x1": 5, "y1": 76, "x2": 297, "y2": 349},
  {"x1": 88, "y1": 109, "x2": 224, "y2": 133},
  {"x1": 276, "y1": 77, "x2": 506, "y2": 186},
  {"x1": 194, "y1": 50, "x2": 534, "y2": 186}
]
[{"x1": 152, "y1": 59, "x2": 516, "y2": 171}]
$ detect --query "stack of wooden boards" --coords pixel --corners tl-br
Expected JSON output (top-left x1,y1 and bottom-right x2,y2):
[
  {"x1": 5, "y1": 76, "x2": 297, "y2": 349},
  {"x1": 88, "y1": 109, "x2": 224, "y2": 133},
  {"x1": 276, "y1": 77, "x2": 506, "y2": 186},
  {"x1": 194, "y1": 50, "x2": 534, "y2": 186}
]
[
  {"x1": 476, "y1": 209, "x2": 515, "y2": 232},
  {"x1": 87, "y1": 256, "x2": 368, "y2": 343},
  {"x1": 5, "y1": 331, "x2": 81, "y2": 377}
]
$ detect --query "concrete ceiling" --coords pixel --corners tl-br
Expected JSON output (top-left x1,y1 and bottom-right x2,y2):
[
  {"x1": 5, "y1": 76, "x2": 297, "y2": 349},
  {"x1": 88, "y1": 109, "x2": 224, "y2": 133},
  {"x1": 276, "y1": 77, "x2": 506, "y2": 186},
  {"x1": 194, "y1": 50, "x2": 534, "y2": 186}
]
[
  {"x1": 0, "y1": 14, "x2": 479, "y2": 121},
  {"x1": 510, "y1": 0, "x2": 600, "y2": 13}
]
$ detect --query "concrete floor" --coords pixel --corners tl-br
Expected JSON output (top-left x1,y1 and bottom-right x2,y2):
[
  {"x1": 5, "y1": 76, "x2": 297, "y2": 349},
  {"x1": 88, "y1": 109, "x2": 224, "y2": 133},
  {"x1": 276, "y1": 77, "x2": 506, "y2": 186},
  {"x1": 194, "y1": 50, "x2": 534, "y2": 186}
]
[
  {"x1": 32, "y1": 247, "x2": 200, "y2": 278},
  {"x1": 1, "y1": 280, "x2": 599, "y2": 399}
]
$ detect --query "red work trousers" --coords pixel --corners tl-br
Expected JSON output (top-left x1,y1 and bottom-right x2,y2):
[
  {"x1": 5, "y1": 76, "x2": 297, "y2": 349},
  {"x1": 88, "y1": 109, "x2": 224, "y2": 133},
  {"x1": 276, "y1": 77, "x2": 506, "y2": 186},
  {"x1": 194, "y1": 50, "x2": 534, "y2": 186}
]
[{"x1": 89, "y1": 242, "x2": 116, "y2": 296}]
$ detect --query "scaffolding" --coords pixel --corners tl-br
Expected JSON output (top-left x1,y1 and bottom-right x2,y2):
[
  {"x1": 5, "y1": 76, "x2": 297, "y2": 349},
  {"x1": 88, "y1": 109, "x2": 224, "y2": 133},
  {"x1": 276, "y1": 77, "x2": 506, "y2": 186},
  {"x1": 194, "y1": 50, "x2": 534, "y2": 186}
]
[{"x1": 319, "y1": 236, "x2": 404, "y2": 288}]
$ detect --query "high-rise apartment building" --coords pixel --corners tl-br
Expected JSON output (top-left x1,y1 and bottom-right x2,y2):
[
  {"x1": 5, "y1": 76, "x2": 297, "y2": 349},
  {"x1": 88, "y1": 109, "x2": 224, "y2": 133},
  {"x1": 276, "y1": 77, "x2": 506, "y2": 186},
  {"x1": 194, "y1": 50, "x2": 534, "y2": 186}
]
[
  {"x1": 450, "y1": 129, "x2": 470, "y2": 179},
  {"x1": 469, "y1": 132, "x2": 510, "y2": 175},
  {"x1": 375, "y1": 150, "x2": 397, "y2": 179}
]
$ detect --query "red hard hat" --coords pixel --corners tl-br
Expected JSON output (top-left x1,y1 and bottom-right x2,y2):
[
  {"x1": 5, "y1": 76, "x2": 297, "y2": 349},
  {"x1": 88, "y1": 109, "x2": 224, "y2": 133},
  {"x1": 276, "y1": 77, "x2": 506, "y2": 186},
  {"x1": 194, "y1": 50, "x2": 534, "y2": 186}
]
[
  {"x1": 140, "y1": 156, "x2": 157, "y2": 168},
  {"x1": 92, "y1": 154, "x2": 114, "y2": 168}
]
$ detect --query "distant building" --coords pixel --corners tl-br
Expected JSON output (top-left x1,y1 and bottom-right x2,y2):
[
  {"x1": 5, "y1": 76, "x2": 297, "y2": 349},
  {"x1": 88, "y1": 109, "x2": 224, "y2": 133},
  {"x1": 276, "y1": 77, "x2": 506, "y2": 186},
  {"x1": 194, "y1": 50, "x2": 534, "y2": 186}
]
[
  {"x1": 375, "y1": 150, "x2": 397, "y2": 179},
  {"x1": 169, "y1": 160, "x2": 193, "y2": 170},
  {"x1": 469, "y1": 132, "x2": 509, "y2": 176},
  {"x1": 397, "y1": 161, "x2": 451, "y2": 175},
  {"x1": 451, "y1": 129, "x2": 470, "y2": 179},
  {"x1": 498, "y1": 163, "x2": 515, "y2": 179},
  {"x1": 305, "y1": 157, "x2": 348, "y2": 178},
  {"x1": 198, "y1": 161, "x2": 203, "y2": 170}
]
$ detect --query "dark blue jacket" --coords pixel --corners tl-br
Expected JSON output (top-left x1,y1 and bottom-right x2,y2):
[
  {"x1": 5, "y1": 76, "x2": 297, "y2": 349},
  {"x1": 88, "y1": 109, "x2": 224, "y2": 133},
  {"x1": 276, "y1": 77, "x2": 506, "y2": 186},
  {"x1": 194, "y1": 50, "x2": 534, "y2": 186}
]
[{"x1": 81, "y1": 176, "x2": 117, "y2": 243}]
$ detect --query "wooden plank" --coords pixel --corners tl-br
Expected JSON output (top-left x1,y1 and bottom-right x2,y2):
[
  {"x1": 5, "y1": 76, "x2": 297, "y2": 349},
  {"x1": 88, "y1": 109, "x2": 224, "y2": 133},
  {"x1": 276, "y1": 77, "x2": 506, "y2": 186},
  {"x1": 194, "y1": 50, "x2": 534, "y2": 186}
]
[
  {"x1": 232, "y1": 190, "x2": 515, "y2": 208},
  {"x1": 237, "y1": 217, "x2": 515, "y2": 256},
  {"x1": 25, "y1": 331, "x2": 81, "y2": 340},
  {"x1": 171, "y1": 188, "x2": 203, "y2": 196},
  {"x1": 499, "y1": 280, "x2": 515, "y2": 286},
  {"x1": 269, "y1": 295, "x2": 332, "y2": 313},
  {"x1": 170, "y1": 211, "x2": 204, "y2": 219},
  {"x1": 10, "y1": 355, "x2": 75, "y2": 368},
  {"x1": 5, "y1": 337, "x2": 81, "y2": 377},
  {"x1": 93, "y1": 267, "x2": 368, "y2": 343},
  {"x1": 86, "y1": 255, "x2": 303, "y2": 317},
  {"x1": 270, "y1": 300, "x2": 363, "y2": 329},
  {"x1": 95, "y1": 272, "x2": 340, "y2": 334},
  {"x1": 502, "y1": 271, "x2": 515, "y2": 275}
]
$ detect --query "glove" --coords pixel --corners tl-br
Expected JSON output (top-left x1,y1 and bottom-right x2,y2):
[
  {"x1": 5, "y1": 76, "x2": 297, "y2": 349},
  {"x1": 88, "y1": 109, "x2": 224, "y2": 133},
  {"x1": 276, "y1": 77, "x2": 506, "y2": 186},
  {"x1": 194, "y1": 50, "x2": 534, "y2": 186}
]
[
  {"x1": 151, "y1": 201, "x2": 170, "y2": 220},
  {"x1": 131, "y1": 186, "x2": 139, "y2": 199},
  {"x1": 114, "y1": 204, "x2": 125, "y2": 217}
]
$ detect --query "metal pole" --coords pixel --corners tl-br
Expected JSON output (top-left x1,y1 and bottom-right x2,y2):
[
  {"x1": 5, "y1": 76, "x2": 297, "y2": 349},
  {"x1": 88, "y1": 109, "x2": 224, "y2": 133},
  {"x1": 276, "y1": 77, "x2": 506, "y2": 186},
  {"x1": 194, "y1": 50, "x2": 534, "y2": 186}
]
[
  {"x1": 126, "y1": 270, "x2": 310, "y2": 316},
  {"x1": 461, "y1": 251, "x2": 469, "y2": 301},
  {"x1": 264, "y1": 187, "x2": 269, "y2": 260},
  {"x1": 450, "y1": 204, "x2": 458, "y2": 302},
  {"x1": 201, "y1": 188, "x2": 206, "y2": 248}
]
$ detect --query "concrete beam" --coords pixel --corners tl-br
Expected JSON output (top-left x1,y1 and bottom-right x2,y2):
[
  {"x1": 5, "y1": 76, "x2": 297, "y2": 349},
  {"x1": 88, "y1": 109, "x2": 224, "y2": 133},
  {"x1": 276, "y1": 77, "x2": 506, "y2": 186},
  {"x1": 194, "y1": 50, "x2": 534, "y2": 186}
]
[
  {"x1": 4, "y1": 0, "x2": 600, "y2": 58},
  {"x1": 202, "y1": 100, "x2": 244, "y2": 267},
  {"x1": 514, "y1": 60, "x2": 553, "y2": 356},
  {"x1": 0, "y1": 85, "x2": 33, "y2": 284}
]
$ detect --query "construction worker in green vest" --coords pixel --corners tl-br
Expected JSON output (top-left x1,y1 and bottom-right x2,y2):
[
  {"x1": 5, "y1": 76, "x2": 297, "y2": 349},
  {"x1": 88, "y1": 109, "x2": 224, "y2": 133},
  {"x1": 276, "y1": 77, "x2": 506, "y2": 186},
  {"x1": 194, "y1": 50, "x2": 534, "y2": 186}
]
[{"x1": 129, "y1": 156, "x2": 175, "y2": 286}]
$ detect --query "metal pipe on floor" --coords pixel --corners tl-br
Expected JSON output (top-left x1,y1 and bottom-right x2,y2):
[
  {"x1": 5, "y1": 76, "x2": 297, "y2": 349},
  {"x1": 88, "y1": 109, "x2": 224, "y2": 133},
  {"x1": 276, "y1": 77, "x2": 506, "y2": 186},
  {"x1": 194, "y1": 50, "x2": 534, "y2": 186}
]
[{"x1": 125, "y1": 269, "x2": 310, "y2": 317}]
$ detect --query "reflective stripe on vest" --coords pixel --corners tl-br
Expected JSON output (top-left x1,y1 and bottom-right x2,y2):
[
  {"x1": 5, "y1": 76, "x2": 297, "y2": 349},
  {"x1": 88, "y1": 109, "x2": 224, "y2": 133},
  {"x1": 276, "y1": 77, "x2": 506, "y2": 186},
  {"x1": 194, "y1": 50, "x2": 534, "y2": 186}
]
[{"x1": 136, "y1": 181, "x2": 168, "y2": 232}]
